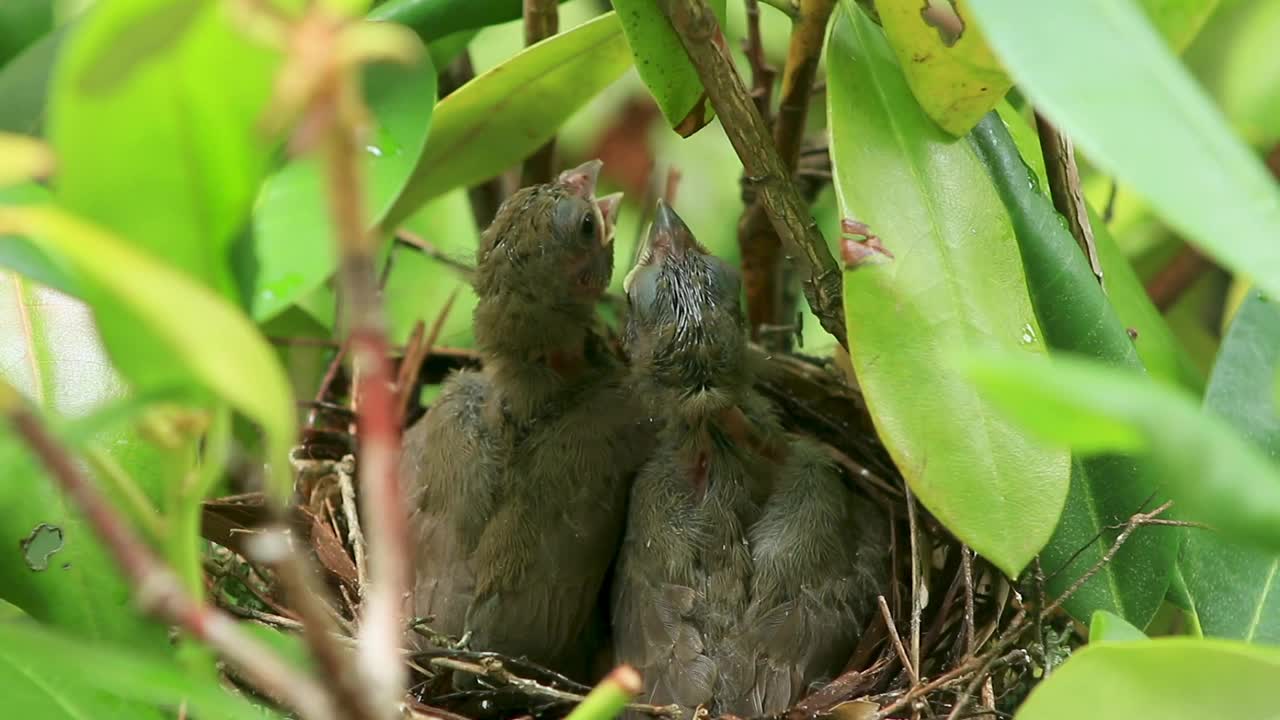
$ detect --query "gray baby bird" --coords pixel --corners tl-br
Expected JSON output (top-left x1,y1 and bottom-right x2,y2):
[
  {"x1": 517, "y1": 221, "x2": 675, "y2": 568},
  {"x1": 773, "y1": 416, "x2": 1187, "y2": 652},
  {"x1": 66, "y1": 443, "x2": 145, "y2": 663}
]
[
  {"x1": 400, "y1": 160, "x2": 649, "y2": 680},
  {"x1": 613, "y1": 201, "x2": 886, "y2": 716}
]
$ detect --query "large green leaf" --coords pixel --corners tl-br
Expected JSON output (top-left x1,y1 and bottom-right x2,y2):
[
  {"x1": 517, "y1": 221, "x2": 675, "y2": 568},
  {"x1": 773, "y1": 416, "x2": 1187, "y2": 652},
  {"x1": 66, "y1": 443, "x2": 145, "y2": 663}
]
[
  {"x1": 1182, "y1": 292, "x2": 1280, "y2": 643},
  {"x1": 1138, "y1": 0, "x2": 1221, "y2": 52},
  {"x1": 1018, "y1": 639, "x2": 1280, "y2": 720},
  {"x1": 48, "y1": 0, "x2": 281, "y2": 297},
  {"x1": 245, "y1": 57, "x2": 436, "y2": 322},
  {"x1": 613, "y1": 0, "x2": 725, "y2": 135},
  {"x1": 970, "y1": 114, "x2": 1177, "y2": 626},
  {"x1": 0, "y1": 620, "x2": 279, "y2": 720},
  {"x1": 966, "y1": 0, "x2": 1280, "y2": 306},
  {"x1": 0, "y1": 273, "x2": 173, "y2": 668},
  {"x1": 877, "y1": 0, "x2": 1013, "y2": 136},
  {"x1": 966, "y1": 352, "x2": 1280, "y2": 554},
  {"x1": 0, "y1": 206, "x2": 297, "y2": 498},
  {"x1": 381, "y1": 12, "x2": 632, "y2": 229},
  {"x1": 826, "y1": 4, "x2": 1069, "y2": 577}
]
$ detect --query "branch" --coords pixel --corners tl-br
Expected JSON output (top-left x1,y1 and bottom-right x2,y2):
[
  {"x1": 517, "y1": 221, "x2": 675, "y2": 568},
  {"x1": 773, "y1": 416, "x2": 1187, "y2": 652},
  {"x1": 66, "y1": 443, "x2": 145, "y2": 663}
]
[
  {"x1": 429, "y1": 656, "x2": 676, "y2": 717},
  {"x1": 1035, "y1": 112, "x2": 1102, "y2": 285},
  {"x1": 320, "y1": 72, "x2": 411, "y2": 719},
  {"x1": 737, "y1": 0, "x2": 836, "y2": 348},
  {"x1": 0, "y1": 383, "x2": 335, "y2": 720},
  {"x1": 659, "y1": 0, "x2": 847, "y2": 348},
  {"x1": 521, "y1": 0, "x2": 559, "y2": 185}
]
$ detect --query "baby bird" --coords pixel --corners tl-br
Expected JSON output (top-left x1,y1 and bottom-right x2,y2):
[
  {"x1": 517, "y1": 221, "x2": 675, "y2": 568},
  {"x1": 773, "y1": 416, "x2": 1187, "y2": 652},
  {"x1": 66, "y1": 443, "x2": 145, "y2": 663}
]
[
  {"x1": 400, "y1": 160, "x2": 648, "y2": 680},
  {"x1": 613, "y1": 202, "x2": 886, "y2": 716}
]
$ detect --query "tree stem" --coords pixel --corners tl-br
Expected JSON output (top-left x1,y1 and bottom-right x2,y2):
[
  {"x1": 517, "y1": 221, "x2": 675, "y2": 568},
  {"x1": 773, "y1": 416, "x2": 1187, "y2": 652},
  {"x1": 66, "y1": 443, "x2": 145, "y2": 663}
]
[
  {"x1": 521, "y1": 0, "x2": 560, "y2": 185},
  {"x1": 659, "y1": 0, "x2": 847, "y2": 348}
]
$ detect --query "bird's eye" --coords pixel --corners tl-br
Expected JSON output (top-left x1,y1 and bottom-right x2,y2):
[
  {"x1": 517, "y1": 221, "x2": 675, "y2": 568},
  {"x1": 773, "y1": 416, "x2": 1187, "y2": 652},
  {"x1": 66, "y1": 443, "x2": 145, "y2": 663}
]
[{"x1": 579, "y1": 211, "x2": 596, "y2": 240}]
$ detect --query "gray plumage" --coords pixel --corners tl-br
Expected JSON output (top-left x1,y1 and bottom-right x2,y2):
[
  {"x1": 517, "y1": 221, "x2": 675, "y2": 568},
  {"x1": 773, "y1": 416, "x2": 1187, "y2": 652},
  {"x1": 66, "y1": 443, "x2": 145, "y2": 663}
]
[
  {"x1": 612, "y1": 202, "x2": 887, "y2": 717},
  {"x1": 401, "y1": 161, "x2": 648, "y2": 680}
]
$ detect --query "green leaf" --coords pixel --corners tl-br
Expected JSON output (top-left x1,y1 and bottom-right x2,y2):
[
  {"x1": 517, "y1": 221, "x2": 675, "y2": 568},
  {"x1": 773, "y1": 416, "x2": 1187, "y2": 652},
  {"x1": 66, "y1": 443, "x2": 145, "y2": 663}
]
[
  {"x1": 1018, "y1": 638, "x2": 1280, "y2": 720},
  {"x1": 246, "y1": 56, "x2": 436, "y2": 322},
  {"x1": 48, "y1": 0, "x2": 281, "y2": 297},
  {"x1": 1, "y1": 206, "x2": 297, "y2": 498},
  {"x1": 966, "y1": 0, "x2": 1280, "y2": 308},
  {"x1": 970, "y1": 113, "x2": 1178, "y2": 626},
  {"x1": 826, "y1": 4, "x2": 1069, "y2": 578},
  {"x1": 381, "y1": 12, "x2": 632, "y2": 229},
  {"x1": 613, "y1": 0, "x2": 725, "y2": 135},
  {"x1": 1182, "y1": 292, "x2": 1280, "y2": 643},
  {"x1": 1090, "y1": 610, "x2": 1149, "y2": 643},
  {"x1": 0, "y1": 620, "x2": 280, "y2": 720},
  {"x1": 0, "y1": 0, "x2": 52, "y2": 66},
  {"x1": 0, "y1": 25, "x2": 71, "y2": 135},
  {"x1": 877, "y1": 0, "x2": 1014, "y2": 136},
  {"x1": 965, "y1": 352, "x2": 1280, "y2": 554},
  {"x1": 0, "y1": 272, "x2": 174, "y2": 663},
  {"x1": 370, "y1": 0, "x2": 567, "y2": 43},
  {"x1": 989, "y1": 101, "x2": 1204, "y2": 392}
]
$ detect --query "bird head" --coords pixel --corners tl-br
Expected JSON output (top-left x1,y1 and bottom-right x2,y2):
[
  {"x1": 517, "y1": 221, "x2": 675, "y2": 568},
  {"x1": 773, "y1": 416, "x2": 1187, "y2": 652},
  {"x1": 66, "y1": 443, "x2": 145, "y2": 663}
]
[
  {"x1": 473, "y1": 160, "x2": 622, "y2": 357},
  {"x1": 623, "y1": 200, "x2": 748, "y2": 420}
]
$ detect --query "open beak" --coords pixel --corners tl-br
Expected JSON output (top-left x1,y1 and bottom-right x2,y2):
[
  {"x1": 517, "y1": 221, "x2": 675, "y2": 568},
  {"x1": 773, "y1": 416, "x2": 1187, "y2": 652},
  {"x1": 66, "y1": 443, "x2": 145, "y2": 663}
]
[
  {"x1": 557, "y1": 159, "x2": 603, "y2": 199},
  {"x1": 596, "y1": 192, "x2": 623, "y2": 246}
]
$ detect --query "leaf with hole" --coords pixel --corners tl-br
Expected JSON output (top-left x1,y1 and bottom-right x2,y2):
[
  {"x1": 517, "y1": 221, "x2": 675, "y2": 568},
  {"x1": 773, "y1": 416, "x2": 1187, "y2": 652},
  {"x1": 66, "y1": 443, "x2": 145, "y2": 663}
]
[
  {"x1": 966, "y1": 0, "x2": 1280, "y2": 307},
  {"x1": 877, "y1": 0, "x2": 1013, "y2": 136},
  {"x1": 1182, "y1": 291, "x2": 1280, "y2": 643},
  {"x1": 826, "y1": 3, "x2": 1069, "y2": 577},
  {"x1": 0, "y1": 271, "x2": 178, "y2": 667},
  {"x1": 381, "y1": 12, "x2": 632, "y2": 229}
]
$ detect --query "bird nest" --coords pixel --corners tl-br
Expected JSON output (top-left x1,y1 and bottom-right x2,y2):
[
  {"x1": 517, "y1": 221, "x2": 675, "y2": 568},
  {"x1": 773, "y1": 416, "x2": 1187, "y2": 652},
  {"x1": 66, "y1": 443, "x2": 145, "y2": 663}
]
[{"x1": 200, "y1": 340, "x2": 1055, "y2": 720}]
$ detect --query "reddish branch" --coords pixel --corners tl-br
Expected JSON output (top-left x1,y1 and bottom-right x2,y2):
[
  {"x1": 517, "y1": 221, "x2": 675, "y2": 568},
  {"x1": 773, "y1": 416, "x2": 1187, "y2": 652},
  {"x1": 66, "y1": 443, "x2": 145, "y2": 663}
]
[
  {"x1": 521, "y1": 0, "x2": 560, "y2": 185},
  {"x1": 659, "y1": 0, "x2": 847, "y2": 348},
  {"x1": 321, "y1": 80, "x2": 411, "y2": 716},
  {"x1": 0, "y1": 388, "x2": 334, "y2": 720}
]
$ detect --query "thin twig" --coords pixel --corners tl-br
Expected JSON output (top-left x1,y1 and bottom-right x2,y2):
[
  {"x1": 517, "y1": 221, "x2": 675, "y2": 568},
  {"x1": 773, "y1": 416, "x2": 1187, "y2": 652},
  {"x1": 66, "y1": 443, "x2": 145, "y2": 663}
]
[
  {"x1": 430, "y1": 657, "x2": 680, "y2": 717},
  {"x1": 1102, "y1": 179, "x2": 1119, "y2": 224},
  {"x1": 333, "y1": 455, "x2": 368, "y2": 592},
  {"x1": 658, "y1": 0, "x2": 847, "y2": 348},
  {"x1": 396, "y1": 229, "x2": 477, "y2": 283},
  {"x1": 520, "y1": 0, "x2": 559, "y2": 185},
  {"x1": 961, "y1": 547, "x2": 976, "y2": 657},
  {"x1": 1043, "y1": 501, "x2": 1175, "y2": 616},
  {"x1": 878, "y1": 596, "x2": 918, "y2": 686},
  {"x1": 1145, "y1": 244, "x2": 1209, "y2": 312},
  {"x1": 1035, "y1": 112, "x2": 1102, "y2": 285},
  {"x1": 0, "y1": 385, "x2": 335, "y2": 720},
  {"x1": 903, "y1": 479, "x2": 922, "y2": 685}
]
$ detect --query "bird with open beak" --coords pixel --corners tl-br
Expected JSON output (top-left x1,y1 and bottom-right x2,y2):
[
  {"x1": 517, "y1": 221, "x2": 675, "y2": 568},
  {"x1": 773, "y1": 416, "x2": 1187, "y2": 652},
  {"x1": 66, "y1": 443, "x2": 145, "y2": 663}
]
[
  {"x1": 613, "y1": 201, "x2": 887, "y2": 716},
  {"x1": 400, "y1": 160, "x2": 649, "y2": 681}
]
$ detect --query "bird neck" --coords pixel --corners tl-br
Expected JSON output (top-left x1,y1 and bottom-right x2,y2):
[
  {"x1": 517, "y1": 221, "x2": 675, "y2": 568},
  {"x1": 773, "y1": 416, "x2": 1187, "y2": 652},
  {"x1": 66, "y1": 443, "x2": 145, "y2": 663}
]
[{"x1": 660, "y1": 392, "x2": 787, "y2": 505}]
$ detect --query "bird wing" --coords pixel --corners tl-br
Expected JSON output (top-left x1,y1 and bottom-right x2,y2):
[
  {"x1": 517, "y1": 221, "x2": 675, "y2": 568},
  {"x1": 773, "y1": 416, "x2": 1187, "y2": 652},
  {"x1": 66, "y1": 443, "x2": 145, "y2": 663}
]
[
  {"x1": 740, "y1": 440, "x2": 889, "y2": 715},
  {"x1": 613, "y1": 575, "x2": 717, "y2": 713},
  {"x1": 402, "y1": 370, "x2": 499, "y2": 644}
]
